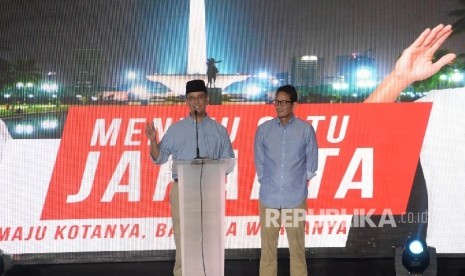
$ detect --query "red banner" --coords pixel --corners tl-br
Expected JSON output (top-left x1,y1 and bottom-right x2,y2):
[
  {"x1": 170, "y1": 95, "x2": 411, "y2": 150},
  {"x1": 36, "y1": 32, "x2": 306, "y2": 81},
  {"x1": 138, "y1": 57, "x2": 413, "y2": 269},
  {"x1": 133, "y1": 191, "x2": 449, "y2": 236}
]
[{"x1": 41, "y1": 103, "x2": 431, "y2": 219}]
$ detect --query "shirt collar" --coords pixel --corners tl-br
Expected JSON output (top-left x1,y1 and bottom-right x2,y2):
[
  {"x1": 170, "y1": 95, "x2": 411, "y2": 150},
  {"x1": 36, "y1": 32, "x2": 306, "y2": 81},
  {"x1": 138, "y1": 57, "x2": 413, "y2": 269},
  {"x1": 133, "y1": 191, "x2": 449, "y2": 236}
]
[
  {"x1": 275, "y1": 114, "x2": 295, "y2": 126},
  {"x1": 187, "y1": 113, "x2": 210, "y2": 126}
]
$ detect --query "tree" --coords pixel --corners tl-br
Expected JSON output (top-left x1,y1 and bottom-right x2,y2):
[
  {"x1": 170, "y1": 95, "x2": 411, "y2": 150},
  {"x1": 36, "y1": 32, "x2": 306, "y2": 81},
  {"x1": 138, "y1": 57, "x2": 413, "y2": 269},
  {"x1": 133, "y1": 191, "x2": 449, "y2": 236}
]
[
  {"x1": 0, "y1": 59, "x2": 41, "y2": 87},
  {"x1": 0, "y1": 58, "x2": 10, "y2": 89},
  {"x1": 8, "y1": 59, "x2": 41, "y2": 84},
  {"x1": 412, "y1": 49, "x2": 465, "y2": 92},
  {"x1": 0, "y1": 40, "x2": 11, "y2": 90}
]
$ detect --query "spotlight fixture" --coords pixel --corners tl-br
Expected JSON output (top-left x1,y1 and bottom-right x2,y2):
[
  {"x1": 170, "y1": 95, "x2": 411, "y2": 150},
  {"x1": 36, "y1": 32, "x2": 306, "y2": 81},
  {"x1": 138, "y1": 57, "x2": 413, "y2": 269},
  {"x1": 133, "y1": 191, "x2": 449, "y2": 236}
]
[{"x1": 395, "y1": 237, "x2": 437, "y2": 276}]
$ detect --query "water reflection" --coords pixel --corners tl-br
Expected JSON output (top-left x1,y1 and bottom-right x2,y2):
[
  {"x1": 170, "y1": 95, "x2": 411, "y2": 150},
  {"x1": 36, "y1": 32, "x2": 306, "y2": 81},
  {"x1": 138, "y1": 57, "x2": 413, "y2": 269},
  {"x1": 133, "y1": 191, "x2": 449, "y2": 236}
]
[{"x1": 1, "y1": 111, "x2": 67, "y2": 139}]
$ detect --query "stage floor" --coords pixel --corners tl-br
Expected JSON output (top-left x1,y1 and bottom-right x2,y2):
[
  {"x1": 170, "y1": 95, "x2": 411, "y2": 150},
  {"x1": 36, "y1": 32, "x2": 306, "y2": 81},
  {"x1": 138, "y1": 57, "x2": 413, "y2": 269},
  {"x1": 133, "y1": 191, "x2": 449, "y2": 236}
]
[{"x1": 5, "y1": 258, "x2": 465, "y2": 276}]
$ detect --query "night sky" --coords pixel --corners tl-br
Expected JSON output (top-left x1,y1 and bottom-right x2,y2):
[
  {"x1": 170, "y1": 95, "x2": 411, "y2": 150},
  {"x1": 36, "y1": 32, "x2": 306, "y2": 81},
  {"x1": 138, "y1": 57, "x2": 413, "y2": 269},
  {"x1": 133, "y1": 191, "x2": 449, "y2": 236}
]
[{"x1": 1, "y1": 0, "x2": 464, "y2": 85}]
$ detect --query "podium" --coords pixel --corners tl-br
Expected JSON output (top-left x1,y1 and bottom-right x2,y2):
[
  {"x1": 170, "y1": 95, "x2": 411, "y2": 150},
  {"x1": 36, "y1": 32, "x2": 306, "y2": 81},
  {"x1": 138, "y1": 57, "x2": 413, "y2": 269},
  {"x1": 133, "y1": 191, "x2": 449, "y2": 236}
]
[{"x1": 173, "y1": 159, "x2": 235, "y2": 276}]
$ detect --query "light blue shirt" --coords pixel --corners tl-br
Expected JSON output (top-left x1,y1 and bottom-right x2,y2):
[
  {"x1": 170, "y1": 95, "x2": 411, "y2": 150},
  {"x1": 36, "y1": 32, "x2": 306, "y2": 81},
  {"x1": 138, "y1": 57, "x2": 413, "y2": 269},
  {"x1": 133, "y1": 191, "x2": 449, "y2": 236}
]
[
  {"x1": 154, "y1": 114, "x2": 235, "y2": 179},
  {"x1": 254, "y1": 116, "x2": 318, "y2": 209}
]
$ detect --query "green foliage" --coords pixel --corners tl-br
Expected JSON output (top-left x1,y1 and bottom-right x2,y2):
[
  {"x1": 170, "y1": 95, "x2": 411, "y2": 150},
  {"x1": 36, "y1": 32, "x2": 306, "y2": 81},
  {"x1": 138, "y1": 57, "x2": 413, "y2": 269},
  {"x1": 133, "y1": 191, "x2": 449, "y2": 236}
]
[
  {"x1": 411, "y1": 49, "x2": 465, "y2": 92},
  {"x1": 0, "y1": 59, "x2": 42, "y2": 90}
]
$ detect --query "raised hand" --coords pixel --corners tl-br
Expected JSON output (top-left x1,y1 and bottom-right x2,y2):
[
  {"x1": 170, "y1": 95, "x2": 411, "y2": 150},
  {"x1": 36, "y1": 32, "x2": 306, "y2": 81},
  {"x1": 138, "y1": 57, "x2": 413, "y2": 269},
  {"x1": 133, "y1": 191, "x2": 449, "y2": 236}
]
[
  {"x1": 365, "y1": 24, "x2": 456, "y2": 103},
  {"x1": 145, "y1": 121, "x2": 157, "y2": 143},
  {"x1": 394, "y1": 24, "x2": 455, "y2": 84}
]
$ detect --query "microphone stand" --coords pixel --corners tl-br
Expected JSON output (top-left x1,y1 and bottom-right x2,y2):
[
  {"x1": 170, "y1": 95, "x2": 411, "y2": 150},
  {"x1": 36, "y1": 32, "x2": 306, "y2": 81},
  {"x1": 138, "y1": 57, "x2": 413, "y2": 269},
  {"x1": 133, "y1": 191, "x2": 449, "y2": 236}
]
[
  {"x1": 195, "y1": 110, "x2": 201, "y2": 159},
  {"x1": 193, "y1": 110, "x2": 205, "y2": 163},
  {"x1": 193, "y1": 109, "x2": 207, "y2": 276}
]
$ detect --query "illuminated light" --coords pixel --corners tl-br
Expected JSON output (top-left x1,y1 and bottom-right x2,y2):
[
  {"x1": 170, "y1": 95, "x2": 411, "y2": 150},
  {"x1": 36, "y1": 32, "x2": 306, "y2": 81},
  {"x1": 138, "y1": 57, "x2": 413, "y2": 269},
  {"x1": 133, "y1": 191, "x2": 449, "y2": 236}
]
[
  {"x1": 91, "y1": 96, "x2": 98, "y2": 101},
  {"x1": 450, "y1": 70, "x2": 464, "y2": 83},
  {"x1": 15, "y1": 124, "x2": 34, "y2": 135},
  {"x1": 301, "y1": 55, "x2": 317, "y2": 61},
  {"x1": 41, "y1": 120, "x2": 58, "y2": 130},
  {"x1": 42, "y1": 83, "x2": 58, "y2": 92},
  {"x1": 4, "y1": 94, "x2": 11, "y2": 99},
  {"x1": 332, "y1": 82, "x2": 349, "y2": 90},
  {"x1": 245, "y1": 85, "x2": 262, "y2": 97},
  {"x1": 127, "y1": 71, "x2": 137, "y2": 80},
  {"x1": 28, "y1": 94, "x2": 34, "y2": 98},
  {"x1": 257, "y1": 72, "x2": 269, "y2": 79},
  {"x1": 356, "y1": 80, "x2": 376, "y2": 88},
  {"x1": 356, "y1": 68, "x2": 373, "y2": 80},
  {"x1": 16, "y1": 82, "x2": 24, "y2": 89},
  {"x1": 439, "y1": 74, "x2": 448, "y2": 81},
  {"x1": 26, "y1": 82, "x2": 34, "y2": 88},
  {"x1": 395, "y1": 237, "x2": 436, "y2": 275},
  {"x1": 409, "y1": 240, "x2": 424, "y2": 254}
]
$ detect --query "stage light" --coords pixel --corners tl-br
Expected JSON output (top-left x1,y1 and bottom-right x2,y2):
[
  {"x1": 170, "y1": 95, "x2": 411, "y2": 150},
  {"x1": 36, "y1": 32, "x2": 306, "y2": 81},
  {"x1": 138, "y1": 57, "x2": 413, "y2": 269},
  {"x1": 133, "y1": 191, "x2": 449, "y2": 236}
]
[
  {"x1": 395, "y1": 237, "x2": 437, "y2": 276},
  {"x1": 402, "y1": 237, "x2": 429, "y2": 274}
]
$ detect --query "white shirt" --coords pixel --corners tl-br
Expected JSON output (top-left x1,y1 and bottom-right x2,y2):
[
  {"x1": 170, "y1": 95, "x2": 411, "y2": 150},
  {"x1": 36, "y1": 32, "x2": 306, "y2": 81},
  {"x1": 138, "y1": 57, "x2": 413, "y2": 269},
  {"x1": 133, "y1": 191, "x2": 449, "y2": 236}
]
[{"x1": 416, "y1": 88, "x2": 465, "y2": 253}]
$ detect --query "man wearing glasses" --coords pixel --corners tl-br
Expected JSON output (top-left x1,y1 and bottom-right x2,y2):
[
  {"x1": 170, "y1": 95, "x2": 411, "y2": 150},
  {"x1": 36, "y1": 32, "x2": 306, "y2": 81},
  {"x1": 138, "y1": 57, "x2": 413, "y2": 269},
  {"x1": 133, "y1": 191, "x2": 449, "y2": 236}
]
[
  {"x1": 145, "y1": 79, "x2": 235, "y2": 276},
  {"x1": 254, "y1": 85, "x2": 318, "y2": 276}
]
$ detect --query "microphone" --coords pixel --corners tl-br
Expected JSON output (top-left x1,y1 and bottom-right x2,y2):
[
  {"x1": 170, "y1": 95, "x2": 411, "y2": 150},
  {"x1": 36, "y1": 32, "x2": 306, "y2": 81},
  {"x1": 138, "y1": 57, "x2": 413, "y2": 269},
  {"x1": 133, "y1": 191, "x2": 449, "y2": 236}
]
[{"x1": 194, "y1": 109, "x2": 201, "y2": 160}]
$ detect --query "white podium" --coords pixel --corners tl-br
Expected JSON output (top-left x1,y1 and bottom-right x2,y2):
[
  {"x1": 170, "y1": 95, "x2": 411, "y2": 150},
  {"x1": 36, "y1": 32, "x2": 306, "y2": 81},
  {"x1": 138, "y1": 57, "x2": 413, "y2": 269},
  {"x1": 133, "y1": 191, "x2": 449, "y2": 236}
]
[{"x1": 173, "y1": 159, "x2": 235, "y2": 276}]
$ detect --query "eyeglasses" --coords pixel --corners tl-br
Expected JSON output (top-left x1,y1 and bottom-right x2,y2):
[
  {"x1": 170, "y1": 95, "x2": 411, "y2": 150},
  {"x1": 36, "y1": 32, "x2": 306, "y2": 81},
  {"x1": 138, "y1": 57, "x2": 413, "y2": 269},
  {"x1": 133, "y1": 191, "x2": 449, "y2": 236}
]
[
  {"x1": 187, "y1": 95, "x2": 206, "y2": 102},
  {"x1": 273, "y1": 99, "x2": 293, "y2": 106}
]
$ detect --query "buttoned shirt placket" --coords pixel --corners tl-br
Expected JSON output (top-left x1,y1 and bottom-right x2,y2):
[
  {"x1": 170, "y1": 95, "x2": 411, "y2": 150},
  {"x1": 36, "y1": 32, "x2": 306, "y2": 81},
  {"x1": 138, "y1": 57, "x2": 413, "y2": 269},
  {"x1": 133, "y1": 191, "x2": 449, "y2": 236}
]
[{"x1": 279, "y1": 125, "x2": 287, "y2": 208}]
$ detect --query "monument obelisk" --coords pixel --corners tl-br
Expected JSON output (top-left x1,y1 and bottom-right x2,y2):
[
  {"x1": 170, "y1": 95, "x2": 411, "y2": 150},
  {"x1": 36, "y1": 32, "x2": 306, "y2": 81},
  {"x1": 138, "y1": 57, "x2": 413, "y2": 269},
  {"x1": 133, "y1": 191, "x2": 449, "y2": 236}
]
[
  {"x1": 187, "y1": 0, "x2": 207, "y2": 75},
  {"x1": 147, "y1": 0, "x2": 249, "y2": 96}
]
